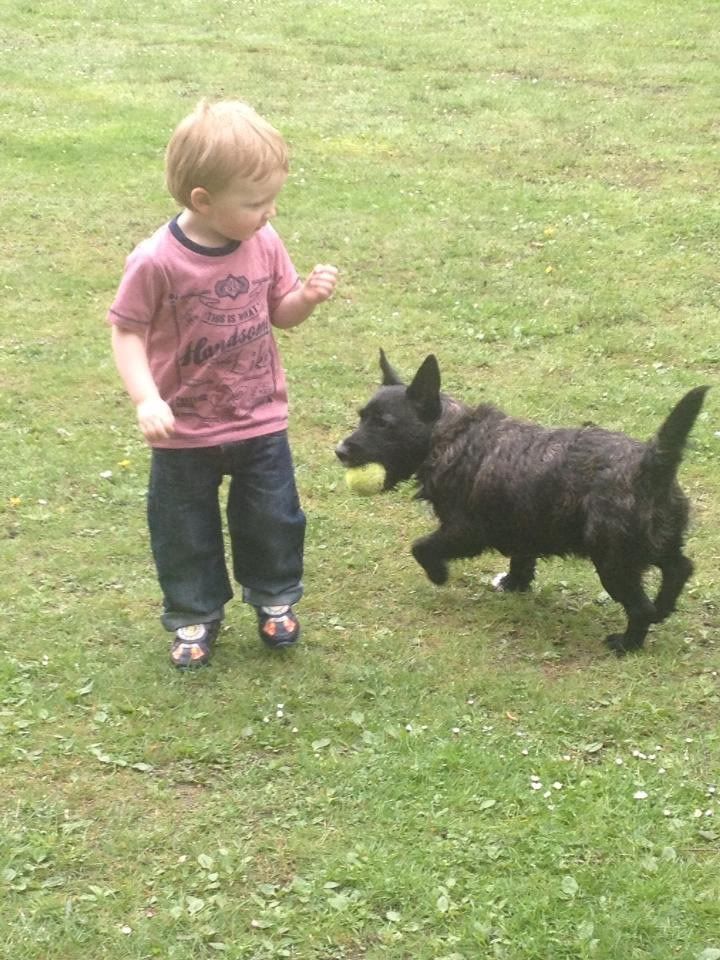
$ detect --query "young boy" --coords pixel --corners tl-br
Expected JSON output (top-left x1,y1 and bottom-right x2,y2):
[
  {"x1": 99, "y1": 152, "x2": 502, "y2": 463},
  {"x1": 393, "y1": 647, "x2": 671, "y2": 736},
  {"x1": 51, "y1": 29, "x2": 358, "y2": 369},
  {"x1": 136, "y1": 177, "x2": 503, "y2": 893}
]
[{"x1": 108, "y1": 99, "x2": 338, "y2": 668}]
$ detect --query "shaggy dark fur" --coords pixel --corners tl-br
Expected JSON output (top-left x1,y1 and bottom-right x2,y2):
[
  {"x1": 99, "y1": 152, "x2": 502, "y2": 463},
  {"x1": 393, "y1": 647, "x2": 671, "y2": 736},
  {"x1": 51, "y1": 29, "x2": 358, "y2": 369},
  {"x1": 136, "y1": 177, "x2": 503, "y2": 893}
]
[{"x1": 336, "y1": 350, "x2": 709, "y2": 654}]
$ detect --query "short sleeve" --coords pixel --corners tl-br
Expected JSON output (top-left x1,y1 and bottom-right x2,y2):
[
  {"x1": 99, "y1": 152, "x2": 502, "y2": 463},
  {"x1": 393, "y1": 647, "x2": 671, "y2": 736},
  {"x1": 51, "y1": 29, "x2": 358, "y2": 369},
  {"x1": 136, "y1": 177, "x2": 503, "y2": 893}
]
[
  {"x1": 107, "y1": 245, "x2": 166, "y2": 332},
  {"x1": 264, "y1": 226, "x2": 301, "y2": 314}
]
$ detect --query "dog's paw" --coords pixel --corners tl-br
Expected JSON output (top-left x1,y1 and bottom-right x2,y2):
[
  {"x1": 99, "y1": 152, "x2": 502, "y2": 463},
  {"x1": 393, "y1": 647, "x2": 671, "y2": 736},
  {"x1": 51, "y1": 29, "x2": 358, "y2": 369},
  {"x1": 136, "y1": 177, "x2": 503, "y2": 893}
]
[
  {"x1": 492, "y1": 571, "x2": 532, "y2": 593},
  {"x1": 421, "y1": 559, "x2": 449, "y2": 585},
  {"x1": 492, "y1": 572, "x2": 509, "y2": 592},
  {"x1": 604, "y1": 634, "x2": 628, "y2": 657},
  {"x1": 411, "y1": 543, "x2": 448, "y2": 585},
  {"x1": 426, "y1": 565, "x2": 449, "y2": 585},
  {"x1": 605, "y1": 632, "x2": 645, "y2": 656},
  {"x1": 604, "y1": 633, "x2": 638, "y2": 657},
  {"x1": 651, "y1": 602, "x2": 674, "y2": 624}
]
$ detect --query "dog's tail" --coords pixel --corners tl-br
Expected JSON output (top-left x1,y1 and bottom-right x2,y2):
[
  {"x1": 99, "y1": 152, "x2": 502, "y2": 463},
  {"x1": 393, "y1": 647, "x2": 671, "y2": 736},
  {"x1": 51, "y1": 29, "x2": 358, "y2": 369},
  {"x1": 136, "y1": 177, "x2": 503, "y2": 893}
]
[{"x1": 642, "y1": 386, "x2": 709, "y2": 488}]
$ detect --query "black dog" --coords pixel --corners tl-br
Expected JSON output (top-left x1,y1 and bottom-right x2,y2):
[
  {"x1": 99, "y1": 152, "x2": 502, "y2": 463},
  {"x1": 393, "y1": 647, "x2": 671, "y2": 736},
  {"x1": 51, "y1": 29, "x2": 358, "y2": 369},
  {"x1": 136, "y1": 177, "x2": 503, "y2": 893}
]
[{"x1": 336, "y1": 351, "x2": 708, "y2": 654}]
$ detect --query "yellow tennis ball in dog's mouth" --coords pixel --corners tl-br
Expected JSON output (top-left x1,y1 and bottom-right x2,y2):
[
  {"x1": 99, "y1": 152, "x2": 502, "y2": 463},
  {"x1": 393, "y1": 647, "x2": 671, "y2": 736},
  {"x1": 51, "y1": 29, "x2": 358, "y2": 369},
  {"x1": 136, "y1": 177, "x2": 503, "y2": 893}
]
[{"x1": 345, "y1": 463, "x2": 386, "y2": 496}]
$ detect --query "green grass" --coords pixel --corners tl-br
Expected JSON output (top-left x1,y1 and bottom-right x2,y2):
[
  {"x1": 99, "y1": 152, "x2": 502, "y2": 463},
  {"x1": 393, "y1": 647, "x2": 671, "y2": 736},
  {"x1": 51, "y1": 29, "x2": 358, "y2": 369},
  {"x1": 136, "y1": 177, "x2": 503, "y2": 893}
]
[{"x1": 1, "y1": 0, "x2": 719, "y2": 957}]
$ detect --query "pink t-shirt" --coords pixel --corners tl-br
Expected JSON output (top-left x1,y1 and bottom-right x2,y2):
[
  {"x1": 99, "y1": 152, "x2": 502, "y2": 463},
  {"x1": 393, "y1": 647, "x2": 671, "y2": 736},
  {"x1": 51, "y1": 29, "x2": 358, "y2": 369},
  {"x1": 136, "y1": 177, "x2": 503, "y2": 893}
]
[{"x1": 108, "y1": 219, "x2": 301, "y2": 448}]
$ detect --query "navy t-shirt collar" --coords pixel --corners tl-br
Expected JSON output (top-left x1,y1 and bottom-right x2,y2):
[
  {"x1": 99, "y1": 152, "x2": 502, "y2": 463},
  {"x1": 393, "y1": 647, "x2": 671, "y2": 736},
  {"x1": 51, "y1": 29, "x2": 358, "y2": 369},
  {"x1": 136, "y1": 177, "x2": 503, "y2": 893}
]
[{"x1": 169, "y1": 215, "x2": 241, "y2": 257}]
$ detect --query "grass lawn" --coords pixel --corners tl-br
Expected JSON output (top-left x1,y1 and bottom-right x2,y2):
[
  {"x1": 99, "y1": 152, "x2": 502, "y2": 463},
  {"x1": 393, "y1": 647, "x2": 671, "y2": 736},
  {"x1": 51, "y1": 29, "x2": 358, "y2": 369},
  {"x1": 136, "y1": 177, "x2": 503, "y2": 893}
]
[{"x1": 1, "y1": 0, "x2": 719, "y2": 957}]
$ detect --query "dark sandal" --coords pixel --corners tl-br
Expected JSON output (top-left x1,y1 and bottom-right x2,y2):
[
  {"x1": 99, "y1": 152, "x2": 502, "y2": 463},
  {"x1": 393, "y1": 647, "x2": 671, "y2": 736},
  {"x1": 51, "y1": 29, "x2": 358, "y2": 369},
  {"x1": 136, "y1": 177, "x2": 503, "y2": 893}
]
[
  {"x1": 256, "y1": 606, "x2": 300, "y2": 649},
  {"x1": 170, "y1": 621, "x2": 220, "y2": 668}
]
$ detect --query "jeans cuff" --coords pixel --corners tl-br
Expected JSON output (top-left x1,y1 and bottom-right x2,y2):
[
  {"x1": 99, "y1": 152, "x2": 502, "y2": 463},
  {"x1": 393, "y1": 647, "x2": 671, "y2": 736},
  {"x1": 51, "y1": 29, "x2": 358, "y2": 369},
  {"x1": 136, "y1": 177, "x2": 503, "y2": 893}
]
[
  {"x1": 242, "y1": 583, "x2": 304, "y2": 609},
  {"x1": 161, "y1": 606, "x2": 225, "y2": 632}
]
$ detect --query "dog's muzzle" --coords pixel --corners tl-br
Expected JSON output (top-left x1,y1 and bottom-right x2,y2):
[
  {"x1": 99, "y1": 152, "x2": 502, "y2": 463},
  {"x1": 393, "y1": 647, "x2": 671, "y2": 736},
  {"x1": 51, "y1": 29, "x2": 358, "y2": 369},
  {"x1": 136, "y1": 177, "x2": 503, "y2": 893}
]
[{"x1": 335, "y1": 441, "x2": 351, "y2": 465}]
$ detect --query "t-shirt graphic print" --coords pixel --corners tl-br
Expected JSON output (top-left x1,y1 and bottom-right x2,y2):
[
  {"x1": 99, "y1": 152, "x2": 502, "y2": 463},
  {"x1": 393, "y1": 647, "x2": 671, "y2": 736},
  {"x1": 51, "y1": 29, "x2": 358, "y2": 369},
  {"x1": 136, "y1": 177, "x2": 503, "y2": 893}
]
[{"x1": 108, "y1": 220, "x2": 300, "y2": 448}]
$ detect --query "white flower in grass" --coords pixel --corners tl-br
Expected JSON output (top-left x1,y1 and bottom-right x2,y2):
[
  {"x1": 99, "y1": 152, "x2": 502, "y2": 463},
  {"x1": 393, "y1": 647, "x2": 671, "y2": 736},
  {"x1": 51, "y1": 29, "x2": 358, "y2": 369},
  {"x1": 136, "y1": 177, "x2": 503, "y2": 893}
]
[{"x1": 633, "y1": 790, "x2": 648, "y2": 800}]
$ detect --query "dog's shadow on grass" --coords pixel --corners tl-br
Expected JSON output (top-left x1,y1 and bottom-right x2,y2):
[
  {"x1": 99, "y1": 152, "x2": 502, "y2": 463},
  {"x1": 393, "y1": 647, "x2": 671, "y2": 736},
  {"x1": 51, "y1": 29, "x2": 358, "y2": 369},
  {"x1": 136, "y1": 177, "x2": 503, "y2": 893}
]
[{"x1": 411, "y1": 557, "x2": 670, "y2": 665}]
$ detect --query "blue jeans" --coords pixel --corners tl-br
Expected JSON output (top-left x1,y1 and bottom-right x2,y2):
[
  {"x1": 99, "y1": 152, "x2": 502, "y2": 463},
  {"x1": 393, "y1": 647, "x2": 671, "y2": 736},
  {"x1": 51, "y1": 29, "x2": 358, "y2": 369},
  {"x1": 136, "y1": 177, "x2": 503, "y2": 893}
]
[{"x1": 147, "y1": 431, "x2": 305, "y2": 631}]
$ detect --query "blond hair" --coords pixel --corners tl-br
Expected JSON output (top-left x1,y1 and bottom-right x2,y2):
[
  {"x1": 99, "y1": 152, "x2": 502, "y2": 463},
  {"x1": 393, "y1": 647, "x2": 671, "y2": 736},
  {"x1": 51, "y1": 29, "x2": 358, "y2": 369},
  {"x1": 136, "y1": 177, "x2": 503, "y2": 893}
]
[{"x1": 165, "y1": 99, "x2": 289, "y2": 208}]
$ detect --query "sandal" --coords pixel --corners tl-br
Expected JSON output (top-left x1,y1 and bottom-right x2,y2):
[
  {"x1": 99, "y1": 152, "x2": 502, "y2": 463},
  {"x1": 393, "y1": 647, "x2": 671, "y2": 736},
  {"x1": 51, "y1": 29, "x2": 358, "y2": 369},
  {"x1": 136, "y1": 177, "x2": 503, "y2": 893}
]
[
  {"x1": 256, "y1": 605, "x2": 300, "y2": 649},
  {"x1": 170, "y1": 621, "x2": 220, "y2": 669}
]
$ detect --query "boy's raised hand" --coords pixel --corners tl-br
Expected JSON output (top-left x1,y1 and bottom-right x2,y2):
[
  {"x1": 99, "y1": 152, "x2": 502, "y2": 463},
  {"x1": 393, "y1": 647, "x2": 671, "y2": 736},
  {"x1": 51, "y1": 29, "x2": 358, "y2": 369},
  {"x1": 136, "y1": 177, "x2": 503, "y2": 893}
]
[
  {"x1": 136, "y1": 396, "x2": 176, "y2": 442},
  {"x1": 302, "y1": 264, "x2": 338, "y2": 305}
]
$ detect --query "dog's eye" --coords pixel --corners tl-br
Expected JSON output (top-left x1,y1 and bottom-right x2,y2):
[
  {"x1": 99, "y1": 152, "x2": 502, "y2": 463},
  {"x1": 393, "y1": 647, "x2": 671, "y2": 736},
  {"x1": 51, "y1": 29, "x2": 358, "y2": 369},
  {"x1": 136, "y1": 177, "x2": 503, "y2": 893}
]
[
  {"x1": 369, "y1": 410, "x2": 392, "y2": 428},
  {"x1": 359, "y1": 405, "x2": 394, "y2": 429}
]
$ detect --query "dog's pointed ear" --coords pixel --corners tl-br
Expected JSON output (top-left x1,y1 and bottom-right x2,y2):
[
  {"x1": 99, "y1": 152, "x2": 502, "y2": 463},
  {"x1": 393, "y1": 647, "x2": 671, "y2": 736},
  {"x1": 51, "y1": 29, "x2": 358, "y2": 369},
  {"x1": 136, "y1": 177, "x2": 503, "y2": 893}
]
[
  {"x1": 379, "y1": 348, "x2": 404, "y2": 386},
  {"x1": 407, "y1": 354, "x2": 442, "y2": 422}
]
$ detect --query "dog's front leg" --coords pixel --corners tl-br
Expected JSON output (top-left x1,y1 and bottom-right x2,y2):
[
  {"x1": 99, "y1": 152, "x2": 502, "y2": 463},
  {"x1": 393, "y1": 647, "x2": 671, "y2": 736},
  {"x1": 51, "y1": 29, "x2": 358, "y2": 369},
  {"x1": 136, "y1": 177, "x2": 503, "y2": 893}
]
[
  {"x1": 493, "y1": 555, "x2": 537, "y2": 593},
  {"x1": 412, "y1": 524, "x2": 483, "y2": 585},
  {"x1": 412, "y1": 534, "x2": 450, "y2": 584}
]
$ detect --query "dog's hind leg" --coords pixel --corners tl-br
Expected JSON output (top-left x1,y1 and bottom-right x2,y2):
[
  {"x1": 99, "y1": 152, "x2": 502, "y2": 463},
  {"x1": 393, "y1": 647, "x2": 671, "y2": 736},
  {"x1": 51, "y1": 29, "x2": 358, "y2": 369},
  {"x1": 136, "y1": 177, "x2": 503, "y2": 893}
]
[
  {"x1": 652, "y1": 552, "x2": 693, "y2": 623},
  {"x1": 592, "y1": 560, "x2": 657, "y2": 655},
  {"x1": 412, "y1": 524, "x2": 484, "y2": 586},
  {"x1": 493, "y1": 556, "x2": 537, "y2": 593}
]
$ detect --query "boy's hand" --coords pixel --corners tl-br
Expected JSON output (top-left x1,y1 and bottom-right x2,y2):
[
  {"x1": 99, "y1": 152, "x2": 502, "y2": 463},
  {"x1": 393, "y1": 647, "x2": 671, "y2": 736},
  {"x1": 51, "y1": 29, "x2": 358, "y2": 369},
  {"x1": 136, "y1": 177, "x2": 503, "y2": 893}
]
[
  {"x1": 136, "y1": 397, "x2": 176, "y2": 442},
  {"x1": 302, "y1": 264, "x2": 338, "y2": 305}
]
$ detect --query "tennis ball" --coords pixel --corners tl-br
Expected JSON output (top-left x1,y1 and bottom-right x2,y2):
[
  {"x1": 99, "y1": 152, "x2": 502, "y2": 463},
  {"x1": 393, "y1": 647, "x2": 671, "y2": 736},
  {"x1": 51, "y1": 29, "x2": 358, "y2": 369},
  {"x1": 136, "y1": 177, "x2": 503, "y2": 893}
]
[{"x1": 345, "y1": 463, "x2": 386, "y2": 496}]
